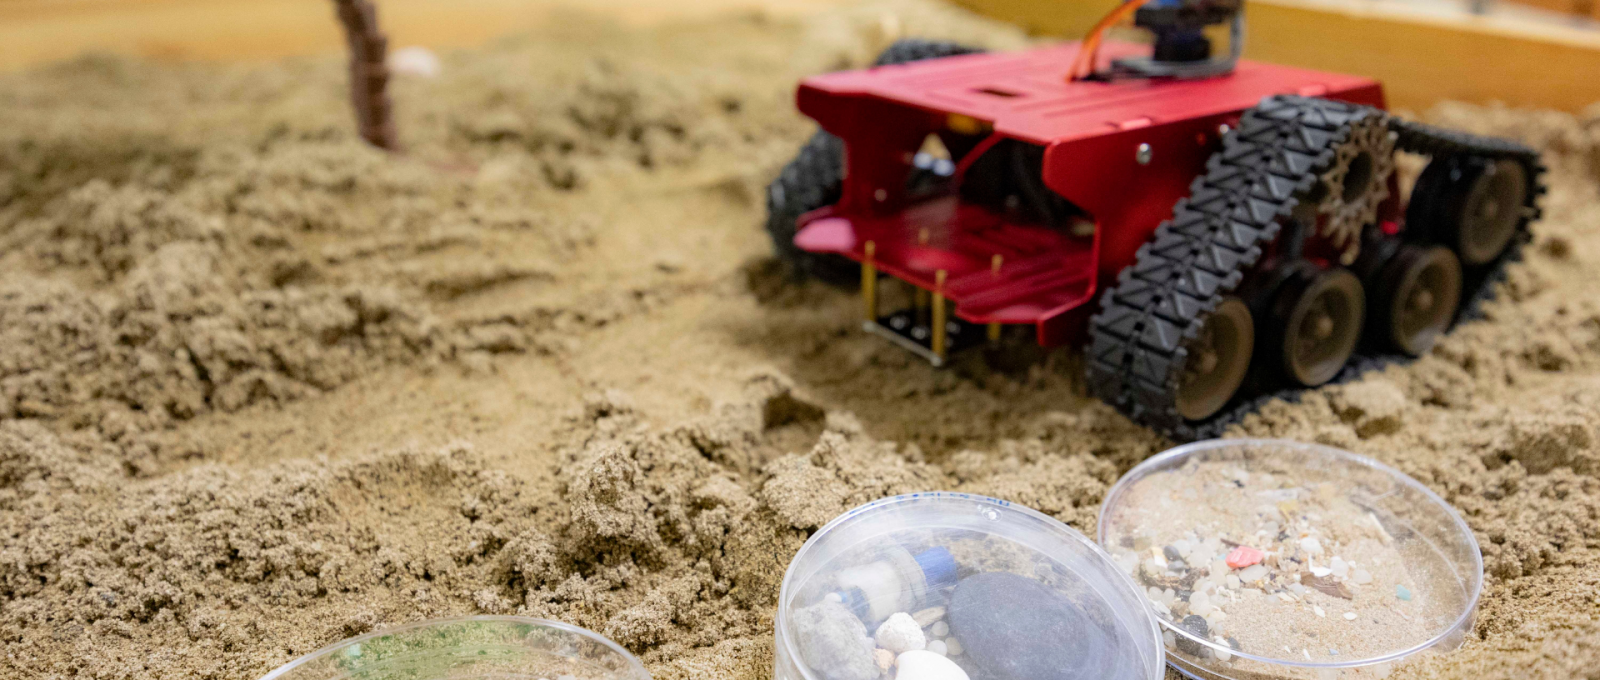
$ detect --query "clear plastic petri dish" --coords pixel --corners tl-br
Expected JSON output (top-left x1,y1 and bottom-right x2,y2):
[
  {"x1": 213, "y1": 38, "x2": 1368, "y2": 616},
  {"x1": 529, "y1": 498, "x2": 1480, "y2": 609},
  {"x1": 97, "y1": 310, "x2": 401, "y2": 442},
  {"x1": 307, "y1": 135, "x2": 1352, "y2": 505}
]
[
  {"x1": 260, "y1": 616, "x2": 651, "y2": 680},
  {"x1": 775, "y1": 492, "x2": 1165, "y2": 680},
  {"x1": 1097, "y1": 439, "x2": 1483, "y2": 680}
]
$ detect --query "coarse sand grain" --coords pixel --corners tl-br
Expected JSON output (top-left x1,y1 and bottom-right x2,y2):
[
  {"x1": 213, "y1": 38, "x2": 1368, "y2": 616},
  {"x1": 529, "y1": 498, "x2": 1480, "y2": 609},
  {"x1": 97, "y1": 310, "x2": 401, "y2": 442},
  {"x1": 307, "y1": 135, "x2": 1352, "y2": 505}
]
[{"x1": 0, "y1": 2, "x2": 1597, "y2": 679}]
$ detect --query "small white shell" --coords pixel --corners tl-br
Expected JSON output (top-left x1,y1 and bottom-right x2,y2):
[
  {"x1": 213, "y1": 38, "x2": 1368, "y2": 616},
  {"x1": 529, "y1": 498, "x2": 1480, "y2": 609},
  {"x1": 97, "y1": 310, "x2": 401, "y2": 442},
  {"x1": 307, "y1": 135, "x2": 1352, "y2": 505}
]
[
  {"x1": 911, "y1": 607, "x2": 946, "y2": 627},
  {"x1": 875, "y1": 613, "x2": 927, "y2": 654},
  {"x1": 895, "y1": 650, "x2": 969, "y2": 680}
]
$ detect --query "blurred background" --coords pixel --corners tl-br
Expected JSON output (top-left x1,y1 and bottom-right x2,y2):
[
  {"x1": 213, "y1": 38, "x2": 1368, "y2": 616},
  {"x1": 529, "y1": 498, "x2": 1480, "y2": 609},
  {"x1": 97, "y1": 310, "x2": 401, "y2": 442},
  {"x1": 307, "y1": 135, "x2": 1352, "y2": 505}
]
[{"x1": 1, "y1": 0, "x2": 1596, "y2": 111}]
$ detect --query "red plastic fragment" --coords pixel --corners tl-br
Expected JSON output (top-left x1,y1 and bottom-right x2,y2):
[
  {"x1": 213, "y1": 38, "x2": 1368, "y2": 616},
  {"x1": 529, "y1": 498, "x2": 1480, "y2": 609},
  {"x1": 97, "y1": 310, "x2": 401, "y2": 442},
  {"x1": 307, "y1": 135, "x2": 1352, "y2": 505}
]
[{"x1": 1226, "y1": 546, "x2": 1264, "y2": 569}]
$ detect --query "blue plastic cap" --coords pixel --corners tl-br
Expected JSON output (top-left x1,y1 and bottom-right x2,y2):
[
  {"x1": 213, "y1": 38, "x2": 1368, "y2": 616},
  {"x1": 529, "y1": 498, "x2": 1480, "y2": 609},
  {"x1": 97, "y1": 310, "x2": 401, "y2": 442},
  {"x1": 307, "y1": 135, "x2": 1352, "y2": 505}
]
[{"x1": 914, "y1": 547, "x2": 958, "y2": 588}]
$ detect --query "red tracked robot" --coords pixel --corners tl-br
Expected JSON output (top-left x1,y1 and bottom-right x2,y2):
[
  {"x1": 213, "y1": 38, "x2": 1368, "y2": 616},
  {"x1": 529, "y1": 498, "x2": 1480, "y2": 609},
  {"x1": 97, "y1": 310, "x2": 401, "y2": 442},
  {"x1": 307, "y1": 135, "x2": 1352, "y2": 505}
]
[{"x1": 765, "y1": 0, "x2": 1543, "y2": 440}]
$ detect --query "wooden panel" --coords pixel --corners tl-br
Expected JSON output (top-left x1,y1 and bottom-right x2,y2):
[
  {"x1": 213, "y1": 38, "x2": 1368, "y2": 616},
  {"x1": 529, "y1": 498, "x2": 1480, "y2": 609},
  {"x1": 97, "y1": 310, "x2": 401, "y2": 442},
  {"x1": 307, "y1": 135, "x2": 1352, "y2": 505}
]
[
  {"x1": 1500, "y1": 0, "x2": 1600, "y2": 21},
  {"x1": 950, "y1": 0, "x2": 1600, "y2": 112},
  {"x1": 0, "y1": 0, "x2": 844, "y2": 71}
]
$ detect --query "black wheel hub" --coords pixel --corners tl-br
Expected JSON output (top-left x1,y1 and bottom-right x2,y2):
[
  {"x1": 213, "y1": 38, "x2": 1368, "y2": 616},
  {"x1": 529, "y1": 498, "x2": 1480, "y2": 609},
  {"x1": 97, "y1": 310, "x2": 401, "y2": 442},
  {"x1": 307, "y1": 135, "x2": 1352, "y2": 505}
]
[
  {"x1": 1459, "y1": 159, "x2": 1528, "y2": 265},
  {"x1": 1379, "y1": 245, "x2": 1463, "y2": 356},
  {"x1": 1278, "y1": 268, "x2": 1366, "y2": 387},
  {"x1": 1176, "y1": 297, "x2": 1255, "y2": 421}
]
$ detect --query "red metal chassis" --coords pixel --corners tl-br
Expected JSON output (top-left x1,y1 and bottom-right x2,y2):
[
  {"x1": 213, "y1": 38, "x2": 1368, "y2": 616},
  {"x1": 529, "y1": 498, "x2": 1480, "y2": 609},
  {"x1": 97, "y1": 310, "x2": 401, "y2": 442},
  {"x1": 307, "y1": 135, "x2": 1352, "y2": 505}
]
[{"x1": 792, "y1": 41, "x2": 1385, "y2": 347}]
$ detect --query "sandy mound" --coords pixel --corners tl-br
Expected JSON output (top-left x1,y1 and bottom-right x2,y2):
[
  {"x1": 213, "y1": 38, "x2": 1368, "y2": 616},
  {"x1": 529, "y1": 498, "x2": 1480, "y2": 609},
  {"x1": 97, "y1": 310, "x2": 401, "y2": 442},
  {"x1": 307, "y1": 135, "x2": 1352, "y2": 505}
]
[{"x1": 1, "y1": 2, "x2": 1597, "y2": 679}]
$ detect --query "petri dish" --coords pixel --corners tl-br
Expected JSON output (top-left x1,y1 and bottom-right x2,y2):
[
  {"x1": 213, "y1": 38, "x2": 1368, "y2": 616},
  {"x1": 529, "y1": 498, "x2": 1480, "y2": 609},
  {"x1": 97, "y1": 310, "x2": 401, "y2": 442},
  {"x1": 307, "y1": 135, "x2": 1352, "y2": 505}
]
[
  {"x1": 260, "y1": 616, "x2": 651, "y2": 680},
  {"x1": 1098, "y1": 439, "x2": 1483, "y2": 680},
  {"x1": 775, "y1": 492, "x2": 1164, "y2": 680}
]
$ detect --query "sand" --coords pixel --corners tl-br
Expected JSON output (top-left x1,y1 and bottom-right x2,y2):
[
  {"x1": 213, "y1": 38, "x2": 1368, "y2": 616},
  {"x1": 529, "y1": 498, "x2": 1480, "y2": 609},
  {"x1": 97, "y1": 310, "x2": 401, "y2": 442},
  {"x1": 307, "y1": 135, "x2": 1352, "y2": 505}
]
[{"x1": 0, "y1": 2, "x2": 1596, "y2": 679}]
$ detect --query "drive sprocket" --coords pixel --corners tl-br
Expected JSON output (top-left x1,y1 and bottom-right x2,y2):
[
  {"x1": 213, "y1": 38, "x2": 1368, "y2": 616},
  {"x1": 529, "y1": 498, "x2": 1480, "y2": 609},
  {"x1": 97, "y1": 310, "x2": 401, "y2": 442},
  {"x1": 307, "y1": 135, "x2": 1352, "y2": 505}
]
[{"x1": 1314, "y1": 113, "x2": 1397, "y2": 264}]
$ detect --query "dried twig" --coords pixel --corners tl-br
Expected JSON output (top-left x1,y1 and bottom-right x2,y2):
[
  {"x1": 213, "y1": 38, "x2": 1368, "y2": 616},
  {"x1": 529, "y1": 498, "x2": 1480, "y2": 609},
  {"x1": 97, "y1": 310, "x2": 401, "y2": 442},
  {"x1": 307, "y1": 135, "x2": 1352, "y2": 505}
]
[{"x1": 332, "y1": 0, "x2": 398, "y2": 151}]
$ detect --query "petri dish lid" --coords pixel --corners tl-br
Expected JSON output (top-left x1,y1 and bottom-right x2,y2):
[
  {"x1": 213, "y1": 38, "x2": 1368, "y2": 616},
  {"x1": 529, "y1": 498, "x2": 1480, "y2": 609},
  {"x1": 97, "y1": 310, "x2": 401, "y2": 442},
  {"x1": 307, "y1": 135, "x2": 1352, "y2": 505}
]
[
  {"x1": 775, "y1": 492, "x2": 1165, "y2": 680},
  {"x1": 1097, "y1": 439, "x2": 1484, "y2": 680},
  {"x1": 260, "y1": 616, "x2": 651, "y2": 680}
]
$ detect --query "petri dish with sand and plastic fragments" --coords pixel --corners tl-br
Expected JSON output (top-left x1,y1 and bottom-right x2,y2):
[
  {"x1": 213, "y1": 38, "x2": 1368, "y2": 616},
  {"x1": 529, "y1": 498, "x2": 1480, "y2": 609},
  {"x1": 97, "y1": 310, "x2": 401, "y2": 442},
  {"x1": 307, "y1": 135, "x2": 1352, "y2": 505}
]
[
  {"x1": 1098, "y1": 439, "x2": 1483, "y2": 680},
  {"x1": 259, "y1": 616, "x2": 651, "y2": 680},
  {"x1": 774, "y1": 492, "x2": 1165, "y2": 680}
]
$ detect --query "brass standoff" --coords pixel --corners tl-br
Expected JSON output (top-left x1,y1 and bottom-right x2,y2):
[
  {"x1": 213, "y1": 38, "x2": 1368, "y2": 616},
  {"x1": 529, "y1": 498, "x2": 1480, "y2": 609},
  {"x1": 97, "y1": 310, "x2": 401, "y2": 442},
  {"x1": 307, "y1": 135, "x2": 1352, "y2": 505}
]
[
  {"x1": 932, "y1": 270, "x2": 949, "y2": 359},
  {"x1": 862, "y1": 241, "x2": 878, "y2": 322},
  {"x1": 987, "y1": 255, "x2": 1003, "y2": 343}
]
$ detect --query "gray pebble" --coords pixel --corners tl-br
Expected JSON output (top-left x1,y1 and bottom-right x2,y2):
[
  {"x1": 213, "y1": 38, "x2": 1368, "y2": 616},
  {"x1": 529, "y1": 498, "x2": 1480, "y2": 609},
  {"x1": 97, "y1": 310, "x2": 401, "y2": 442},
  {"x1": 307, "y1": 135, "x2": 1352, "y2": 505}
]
[{"x1": 793, "y1": 599, "x2": 877, "y2": 680}]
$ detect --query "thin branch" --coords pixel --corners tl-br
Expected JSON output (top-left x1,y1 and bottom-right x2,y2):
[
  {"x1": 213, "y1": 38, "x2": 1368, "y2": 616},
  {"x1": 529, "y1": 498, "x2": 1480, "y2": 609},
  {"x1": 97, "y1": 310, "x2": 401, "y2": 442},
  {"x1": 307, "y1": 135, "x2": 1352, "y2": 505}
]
[{"x1": 332, "y1": 0, "x2": 398, "y2": 151}]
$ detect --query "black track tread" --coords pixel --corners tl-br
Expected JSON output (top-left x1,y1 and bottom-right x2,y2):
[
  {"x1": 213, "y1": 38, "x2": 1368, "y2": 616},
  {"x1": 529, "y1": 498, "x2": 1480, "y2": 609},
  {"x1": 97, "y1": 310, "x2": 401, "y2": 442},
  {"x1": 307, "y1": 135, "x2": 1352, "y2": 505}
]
[
  {"x1": 1087, "y1": 97, "x2": 1545, "y2": 441},
  {"x1": 765, "y1": 131, "x2": 855, "y2": 283},
  {"x1": 765, "y1": 39, "x2": 983, "y2": 283},
  {"x1": 871, "y1": 39, "x2": 985, "y2": 66}
]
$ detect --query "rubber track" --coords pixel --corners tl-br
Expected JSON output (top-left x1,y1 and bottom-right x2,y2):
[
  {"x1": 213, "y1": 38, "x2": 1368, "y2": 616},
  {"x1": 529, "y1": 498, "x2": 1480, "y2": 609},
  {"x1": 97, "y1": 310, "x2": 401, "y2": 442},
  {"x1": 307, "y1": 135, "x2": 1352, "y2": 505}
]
[
  {"x1": 765, "y1": 40, "x2": 983, "y2": 283},
  {"x1": 1087, "y1": 95, "x2": 1544, "y2": 441}
]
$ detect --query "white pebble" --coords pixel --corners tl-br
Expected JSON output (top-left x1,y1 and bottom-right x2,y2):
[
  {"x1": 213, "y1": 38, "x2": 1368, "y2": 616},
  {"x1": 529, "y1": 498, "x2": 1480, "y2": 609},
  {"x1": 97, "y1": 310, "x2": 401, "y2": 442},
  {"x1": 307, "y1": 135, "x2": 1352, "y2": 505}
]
[
  {"x1": 926, "y1": 639, "x2": 948, "y2": 656},
  {"x1": 1300, "y1": 537, "x2": 1324, "y2": 555},
  {"x1": 1114, "y1": 551, "x2": 1138, "y2": 574},
  {"x1": 1172, "y1": 538, "x2": 1194, "y2": 557},
  {"x1": 875, "y1": 613, "x2": 927, "y2": 653},
  {"x1": 1163, "y1": 630, "x2": 1177, "y2": 650},
  {"x1": 895, "y1": 649, "x2": 969, "y2": 680},
  {"x1": 1216, "y1": 646, "x2": 1233, "y2": 662},
  {"x1": 825, "y1": 592, "x2": 844, "y2": 604},
  {"x1": 930, "y1": 621, "x2": 949, "y2": 637},
  {"x1": 1239, "y1": 565, "x2": 1269, "y2": 583},
  {"x1": 945, "y1": 637, "x2": 963, "y2": 656},
  {"x1": 1310, "y1": 566, "x2": 1333, "y2": 577},
  {"x1": 388, "y1": 46, "x2": 442, "y2": 78},
  {"x1": 1330, "y1": 557, "x2": 1350, "y2": 578},
  {"x1": 1344, "y1": 612, "x2": 1358, "y2": 621},
  {"x1": 1352, "y1": 569, "x2": 1374, "y2": 585},
  {"x1": 1210, "y1": 559, "x2": 1229, "y2": 577},
  {"x1": 1313, "y1": 605, "x2": 1326, "y2": 618},
  {"x1": 1225, "y1": 575, "x2": 1241, "y2": 589}
]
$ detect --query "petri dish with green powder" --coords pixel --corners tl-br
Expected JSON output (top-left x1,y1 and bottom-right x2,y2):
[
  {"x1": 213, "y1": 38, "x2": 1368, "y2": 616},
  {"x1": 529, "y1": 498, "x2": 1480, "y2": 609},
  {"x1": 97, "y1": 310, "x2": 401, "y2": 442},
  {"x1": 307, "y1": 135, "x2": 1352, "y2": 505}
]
[{"x1": 259, "y1": 616, "x2": 650, "y2": 680}]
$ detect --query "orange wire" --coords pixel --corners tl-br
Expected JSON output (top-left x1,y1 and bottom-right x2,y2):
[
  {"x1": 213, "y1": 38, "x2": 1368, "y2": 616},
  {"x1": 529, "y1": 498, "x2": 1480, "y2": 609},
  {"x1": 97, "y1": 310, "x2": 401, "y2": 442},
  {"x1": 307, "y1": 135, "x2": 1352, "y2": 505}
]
[{"x1": 1069, "y1": 0, "x2": 1158, "y2": 81}]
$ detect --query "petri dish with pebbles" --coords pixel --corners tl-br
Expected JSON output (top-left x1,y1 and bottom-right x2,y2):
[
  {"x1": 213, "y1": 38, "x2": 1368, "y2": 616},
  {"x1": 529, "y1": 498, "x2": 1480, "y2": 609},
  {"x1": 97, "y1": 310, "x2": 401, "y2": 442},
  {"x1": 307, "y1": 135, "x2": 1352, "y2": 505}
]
[
  {"x1": 1098, "y1": 439, "x2": 1483, "y2": 680},
  {"x1": 775, "y1": 492, "x2": 1164, "y2": 680},
  {"x1": 260, "y1": 616, "x2": 650, "y2": 680}
]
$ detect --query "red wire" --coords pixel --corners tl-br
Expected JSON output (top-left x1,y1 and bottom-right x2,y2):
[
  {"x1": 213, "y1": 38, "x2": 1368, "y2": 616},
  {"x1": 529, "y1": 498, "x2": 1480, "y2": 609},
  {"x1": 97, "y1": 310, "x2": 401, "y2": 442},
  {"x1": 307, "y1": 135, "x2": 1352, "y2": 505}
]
[{"x1": 953, "y1": 132, "x2": 1007, "y2": 186}]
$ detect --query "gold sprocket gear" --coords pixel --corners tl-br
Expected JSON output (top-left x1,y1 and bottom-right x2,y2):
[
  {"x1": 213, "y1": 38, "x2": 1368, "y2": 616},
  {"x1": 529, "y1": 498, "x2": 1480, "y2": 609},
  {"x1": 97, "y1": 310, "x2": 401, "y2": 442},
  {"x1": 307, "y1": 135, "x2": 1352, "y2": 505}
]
[{"x1": 1315, "y1": 114, "x2": 1397, "y2": 264}]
